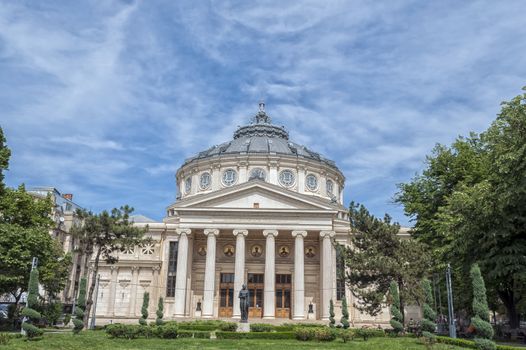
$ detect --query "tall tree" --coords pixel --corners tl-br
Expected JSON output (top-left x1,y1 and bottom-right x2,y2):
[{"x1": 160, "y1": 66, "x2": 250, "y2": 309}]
[
  {"x1": 0, "y1": 126, "x2": 10, "y2": 193},
  {"x1": 470, "y1": 264, "x2": 495, "y2": 350},
  {"x1": 71, "y1": 207, "x2": 146, "y2": 327},
  {"x1": 343, "y1": 202, "x2": 430, "y2": 320},
  {"x1": 396, "y1": 87, "x2": 526, "y2": 328},
  {"x1": 389, "y1": 281, "x2": 404, "y2": 334},
  {"x1": 421, "y1": 278, "x2": 437, "y2": 333}
]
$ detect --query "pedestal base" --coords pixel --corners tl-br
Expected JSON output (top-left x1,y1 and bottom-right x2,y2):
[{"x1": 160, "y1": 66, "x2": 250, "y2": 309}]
[{"x1": 237, "y1": 322, "x2": 250, "y2": 333}]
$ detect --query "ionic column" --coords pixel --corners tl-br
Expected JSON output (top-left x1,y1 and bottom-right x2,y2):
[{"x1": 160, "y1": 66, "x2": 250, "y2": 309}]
[
  {"x1": 108, "y1": 266, "x2": 119, "y2": 316},
  {"x1": 320, "y1": 231, "x2": 335, "y2": 320},
  {"x1": 129, "y1": 266, "x2": 139, "y2": 317},
  {"x1": 202, "y1": 229, "x2": 219, "y2": 318},
  {"x1": 174, "y1": 228, "x2": 191, "y2": 317},
  {"x1": 292, "y1": 230, "x2": 307, "y2": 320},
  {"x1": 263, "y1": 229, "x2": 278, "y2": 319},
  {"x1": 232, "y1": 229, "x2": 248, "y2": 318}
]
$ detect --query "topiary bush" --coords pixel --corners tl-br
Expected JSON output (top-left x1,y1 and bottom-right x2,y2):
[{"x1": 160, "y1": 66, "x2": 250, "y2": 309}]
[
  {"x1": 63, "y1": 313, "x2": 71, "y2": 326},
  {"x1": 314, "y1": 327, "x2": 337, "y2": 341},
  {"x1": 340, "y1": 297, "x2": 350, "y2": 329},
  {"x1": 470, "y1": 264, "x2": 496, "y2": 350},
  {"x1": 329, "y1": 299, "x2": 335, "y2": 327},
  {"x1": 73, "y1": 277, "x2": 87, "y2": 334},
  {"x1": 355, "y1": 327, "x2": 385, "y2": 341},
  {"x1": 389, "y1": 281, "x2": 404, "y2": 335},
  {"x1": 421, "y1": 278, "x2": 437, "y2": 333},
  {"x1": 139, "y1": 292, "x2": 149, "y2": 326},
  {"x1": 155, "y1": 324, "x2": 178, "y2": 339},
  {"x1": 22, "y1": 268, "x2": 42, "y2": 340},
  {"x1": 295, "y1": 327, "x2": 316, "y2": 341},
  {"x1": 155, "y1": 297, "x2": 164, "y2": 326},
  {"x1": 22, "y1": 323, "x2": 43, "y2": 339},
  {"x1": 338, "y1": 329, "x2": 354, "y2": 342},
  {"x1": 218, "y1": 322, "x2": 237, "y2": 332}
]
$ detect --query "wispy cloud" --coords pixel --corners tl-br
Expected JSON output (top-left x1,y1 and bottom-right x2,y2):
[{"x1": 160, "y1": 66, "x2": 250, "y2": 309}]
[{"x1": 1, "y1": 0, "x2": 525, "y2": 224}]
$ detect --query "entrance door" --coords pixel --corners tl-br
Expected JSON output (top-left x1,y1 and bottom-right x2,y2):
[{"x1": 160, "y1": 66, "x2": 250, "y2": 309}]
[
  {"x1": 275, "y1": 274, "x2": 291, "y2": 318},
  {"x1": 247, "y1": 273, "x2": 264, "y2": 318},
  {"x1": 219, "y1": 273, "x2": 234, "y2": 317}
]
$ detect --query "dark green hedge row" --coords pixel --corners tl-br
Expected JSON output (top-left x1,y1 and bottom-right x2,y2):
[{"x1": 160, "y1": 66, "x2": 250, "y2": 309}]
[
  {"x1": 436, "y1": 336, "x2": 524, "y2": 350},
  {"x1": 216, "y1": 331, "x2": 296, "y2": 340}
]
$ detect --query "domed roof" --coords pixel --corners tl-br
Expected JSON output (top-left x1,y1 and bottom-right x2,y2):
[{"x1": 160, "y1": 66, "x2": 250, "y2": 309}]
[{"x1": 183, "y1": 103, "x2": 339, "y2": 171}]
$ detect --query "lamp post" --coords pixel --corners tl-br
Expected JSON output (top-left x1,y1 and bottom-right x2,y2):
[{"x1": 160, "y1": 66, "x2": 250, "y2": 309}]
[{"x1": 446, "y1": 264, "x2": 456, "y2": 338}]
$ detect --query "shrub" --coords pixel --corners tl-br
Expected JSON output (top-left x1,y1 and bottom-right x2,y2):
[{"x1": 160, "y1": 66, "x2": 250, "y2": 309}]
[
  {"x1": 177, "y1": 330, "x2": 194, "y2": 338},
  {"x1": 155, "y1": 297, "x2": 164, "y2": 326},
  {"x1": 295, "y1": 327, "x2": 316, "y2": 341},
  {"x1": 193, "y1": 331, "x2": 211, "y2": 339},
  {"x1": 218, "y1": 322, "x2": 237, "y2": 332},
  {"x1": 73, "y1": 277, "x2": 87, "y2": 334},
  {"x1": 156, "y1": 324, "x2": 178, "y2": 339},
  {"x1": 138, "y1": 325, "x2": 154, "y2": 338},
  {"x1": 63, "y1": 313, "x2": 71, "y2": 326},
  {"x1": 139, "y1": 292, "x2": 149, "y2": 326},
  {"x1": 250, "y1": 323, "x2": 275, "y2": 332},
  {"x1": 21, "y1": 307, "x2": 41, "y2": 320},
  {"x1": 421, "y1": 279, "x2": 437, "y2": 333},
  {"x1": 216, "y1": 331, "x2": 295, "y2": 340},
  {"x1": 274, "y1": 325, "x2": 295, "y2": 332},
  {"x1": 338, "y1": 329, "x2": 354, "y2": 342},
  {"x1": 105, "y1": 324, "x2": 141, "y2": 339},
  {"x1": 314, "y1": 327, "x2": 337, "y2": 341},
  {"x1": 329, "y1": 299, "x2": 335, "y2": 327},
  {"x1": 354, "y1": 327, "x2": 385, "y2": 341},
  {"x1": 340, "y1": 297, "x2": 350, "y2": 329},
  {"x1": 178, "y1": 324, "x2": 217, "y2": 331},
  {"x1": 420, "y1": 331, "x2": 437, "y2": 350},
  {"x1": 389, "y1": 281, "x2": 404, "y2": 335},
  {"x1": 475, "y1": 338, "x2": 497, "y2": 350},
  {"x1": 470, "y1": 264, "x2": 495, "y2": 350},
  {"x1": 22, "y1": 323, "x2": 44, "y2": 339},
  {"x1": 0, "y1": 333, "x2": 11, "y2": 345}
]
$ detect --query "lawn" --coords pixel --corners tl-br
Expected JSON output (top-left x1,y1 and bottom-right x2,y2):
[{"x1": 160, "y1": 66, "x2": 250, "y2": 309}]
[{"x1": 3, "y1": 330, "x2": 467, "y2": 350}]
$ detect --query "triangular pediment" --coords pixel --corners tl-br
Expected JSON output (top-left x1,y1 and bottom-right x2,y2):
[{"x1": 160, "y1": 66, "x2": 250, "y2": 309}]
[{"x1": 171, "y1": 181, "x2": 336, "y2": 211}]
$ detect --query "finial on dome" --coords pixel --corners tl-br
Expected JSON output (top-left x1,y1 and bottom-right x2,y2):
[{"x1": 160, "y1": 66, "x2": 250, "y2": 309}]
[
  {"x1": 258, "y1": 100, "x2": 265, "y2": 112},
  {"x1": 253, "y1": 100, "x2": 271, "y2": 124}
]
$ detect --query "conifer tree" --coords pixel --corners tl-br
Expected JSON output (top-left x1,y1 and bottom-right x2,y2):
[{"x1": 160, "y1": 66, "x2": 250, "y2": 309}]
[
  {"x1": 139, "y1": 292, "x2": 149, "y2": 325},
  {"x1": 389, "y1": 281, "x2": 404, "y2": 334},
  {"x1": 470, "y1": 264, "x2": 495, "y2": 350},
  {"x1": 421, "y1": 278, "x2": 437, "y2": 333},
  {"x1": 340, "y1": 297, "x2": 350, "y2": 329},
  {"x1": 329, "y1": 299, "x2": 335, "y2": 327},
  {"x1": 72, "y1": 277, "x2": 86, "y2": 334},
  {"x1": 21, "y1": 267, "x2": 43, "y2": 339},
  {"x1": 155, "y1": 297, "x2": 164, "y2": 326}
]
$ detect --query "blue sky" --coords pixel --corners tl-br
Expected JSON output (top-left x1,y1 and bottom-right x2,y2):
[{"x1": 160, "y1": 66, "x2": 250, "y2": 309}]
[{"x1": 1, "y1": 1, "x2": 525, "y2": 225}]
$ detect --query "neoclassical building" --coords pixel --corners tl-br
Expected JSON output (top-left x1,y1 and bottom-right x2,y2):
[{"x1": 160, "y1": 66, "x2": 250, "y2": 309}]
[{"x1": 91, "y1": 104, "x2": 391, "y2": 325}]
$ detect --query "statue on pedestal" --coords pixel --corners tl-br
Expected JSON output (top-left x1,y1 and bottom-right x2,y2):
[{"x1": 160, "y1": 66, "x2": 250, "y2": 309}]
[{"x1": 239, "y1": 284, "x2": 249, "y2": 323}]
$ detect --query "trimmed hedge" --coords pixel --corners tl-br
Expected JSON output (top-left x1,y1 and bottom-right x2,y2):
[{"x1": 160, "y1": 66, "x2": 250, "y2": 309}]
[
  {"x1": 436, "y1": 336, "x2": 524, "y2": 350},
  {"x1": 177, "y1": 324, "x2": 218, "y2": 331},
  {"x1": 354, "y1": 328, "x2": 386, "y2": 341},
  {"x1": 216, "y1": 331, "x2": 296, "y2": 340},
  {"x1": 250, "y1": 323, "x2": 275, "y2": 332},
  {"x1": 177, "y1": 330, "x2": 211, "y2": 339},
  {"x1": 22, "y1": 323, "x2": 43, "y2": 339}
]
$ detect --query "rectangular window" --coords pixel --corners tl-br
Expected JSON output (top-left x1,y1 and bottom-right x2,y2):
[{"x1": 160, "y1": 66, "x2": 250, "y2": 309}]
[
  {"x1": 221, "y1": 273, "x2": 235, "y2": 284},
  {"x1": 336, "y1": 247, "x2": 346, "y2": 300},
  {"x1": 248, "y1": 273, "x2": 264, "y2": 284},
  {"x1": 166, "y1": 241, "x2": 178, "y2": 297}
]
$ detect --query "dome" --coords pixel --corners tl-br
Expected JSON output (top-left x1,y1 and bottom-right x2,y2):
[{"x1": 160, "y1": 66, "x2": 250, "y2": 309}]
[{"x1": 183, "y1": 103, "x2": 339, "y2": 171}]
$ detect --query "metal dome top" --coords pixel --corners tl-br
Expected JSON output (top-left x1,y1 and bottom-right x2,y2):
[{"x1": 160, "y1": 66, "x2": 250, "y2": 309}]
[{"x1": 182, "y1": 103, "x2": 339, "y2": 171}]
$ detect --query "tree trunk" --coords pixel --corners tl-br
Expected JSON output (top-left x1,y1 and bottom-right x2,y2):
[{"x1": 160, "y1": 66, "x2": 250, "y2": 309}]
[
  {"x1": 498, "y1": 289, "x2": 520, "y2": 329},
  {"x1": 83, "y1": 247, "x2": 101, "y2": 328}
]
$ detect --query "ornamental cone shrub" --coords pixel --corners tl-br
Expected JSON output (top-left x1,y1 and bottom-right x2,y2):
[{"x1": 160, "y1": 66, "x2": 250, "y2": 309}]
[
  {"x1": 22, "y1": 268, "x2": 43, "y2": 339},
  {"x1": 139, "y1": 292, "x2": 149, "y2": 325},
  {"x1": 421, "y1": 278, "x2": 437, "y2": 333},
  {"x1": 329, "y1": 299, "x2": 336, "y2": 327},
  {"x1": 72, "y1": 277, "x2": 87, "y2": 334},
  {"x1": 389, "y1": 281, "x2": 404, "y2": 335},
  {"x1": 340, "y1": 297, "x2": 350, "y2": 329},
  {"x1": 470, "y1": 264, "x2": 495, "y2": 350},
  {"x1": 156, "y1": 297, "x2": 164, "y2": 326}
]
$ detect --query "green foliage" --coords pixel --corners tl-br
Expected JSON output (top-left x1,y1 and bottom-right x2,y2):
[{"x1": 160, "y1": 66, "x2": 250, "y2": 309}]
[
  {"x1": 0, "y1": 126, "x2": 10, "y2": 191},
  {"x1": 139, "y1": 292, "x2": 149, "y2": 325},
  {"x1": 397, "y1": 88, "x2": 526, "y2": 329},
  {"x1": 474, "y1": 337, "x2": 497, "y2": 350},
  {"x1": 216, "y1": 331, "x2": 296, "y2": 340},
  {"x1": 421, "y1": 279, "x2": 436, "y2": 333},
  {"x1": 0, "y1": 332, "x2": 12, "y2": 346},
  {"x1": 250, "y1": 323, "x2": 274, "y2": 332},
  {"x1": 313, "y1": 327, "x2": 337, "y2": 341},
  {"x1": 42, "y1": 301, "x2": 63, "y2": 326},
  {"x1": 21, "y1": 307, "x2": 41, "y2": 320},
  {"x1": 22, "y1": 322, "x2": 43, "y2": 339},
  {"x1": 295, "y1": 327, "x2": 316, "y2": 341},
  {"x1": 155, "y1": 324, "x2": 178, "y2": 339},
  {"x1": 338, "y1": 329, "x2": 354, "y2": 342},
  {"x1": 105, "y1": 324, "x2": 142, "y2": 339},
  {"x1": 155, "y1": 297, "x2": 164, "y2": 326},
  {"x1": 354, "y1": 327, "x2": 386, "y2": 341},
  {"x1": 63, "y1": 313, "x2": 71, "y2": 326},
  {"x1": 470, "y1": 264, "x2": 495, "y2": 348},
  {"x1": 328, "y1": 299, "x2": 335, "y2": 327},
  {"x1": 77, "y1": 278, "x2": 87, "y2": 308},
  {"x1": 389, "y1": 281, "x2": 404, "y2": 334},
  {"x1": 27, "y1": 268, "x2": 40, "y2": 309},
  {"x1": 436, "y1": 336, "x2": 524, "y2": 350},
  {"x1": 73, "y1": 277, "x2": 87, "y2": 334},
  {"x1": 343, "y1": 202, "x2": 430, "y2": 318},
  {"x1": 340, "y1": 297, "x2": 350, "y2": 329}
]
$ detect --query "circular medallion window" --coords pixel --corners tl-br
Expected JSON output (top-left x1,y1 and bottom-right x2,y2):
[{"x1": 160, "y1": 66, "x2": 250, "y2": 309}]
[
  {"x1": 306, "y1": 174, "x2": 318, "y2": 191},
  {"x1": 223, "y1": 244, "x2": 235, "y2": 257},
  {"x1": 222, "y1": 169, "x2": 237, "y2": 186},
  {"x1": 199, "y1": 172, "x2": 211, "y2": 190},
  {"x1": 185, "y1": 177, "x2": 192, "y2": 193},
  {"x1": 279, "y1": 169, "x2": 295, "y2": 187},
  {"x1": 278, "y1": 245, "x2": 290, "y2": 258},
  {"x1": 326, "y1": 179, "x2": 334, "y2": 195},
  {"x1": 249, "y1": 167, "x2": 266, "y2": 181},
  {"x1": 250, "y1": 244, "x2": 263, "y2": 257},
  {"x1": 197, "y1": 245, "x2": 207, "y2": 256},
  {"x1": 305, "y1": 246, "x2": 316, "y2": 258}
]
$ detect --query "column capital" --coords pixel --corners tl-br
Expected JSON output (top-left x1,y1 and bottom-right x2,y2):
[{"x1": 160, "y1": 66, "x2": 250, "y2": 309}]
[
  {"x1": 204, "y1": 228, "x2": 220, "y2": 236},
  {"x1": 320, "y1": 230, "x2": 335, "y2": 238},
  {"x1": 292, "y1": 230, "x2": 307, "y2": 238},
  {"x1": 233, "y1": 229, "x2": 248, "y2": 237},
  {"x1": 263, "y1": 229, "x2": 278, "y2": 237},
  {"x1": 176, "y1": 228, "x2": 191, "y2": 236}
]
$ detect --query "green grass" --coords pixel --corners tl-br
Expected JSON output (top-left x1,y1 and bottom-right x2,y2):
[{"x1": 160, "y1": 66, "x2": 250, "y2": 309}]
[{"x1": 2, "y1": 330, "x2": 467, "y2": 350}]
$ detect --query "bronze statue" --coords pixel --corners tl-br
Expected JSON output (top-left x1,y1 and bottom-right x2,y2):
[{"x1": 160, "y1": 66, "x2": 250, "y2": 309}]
[{"x1": 239, "y1": 284, "x2": 249, "y2": 322}]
